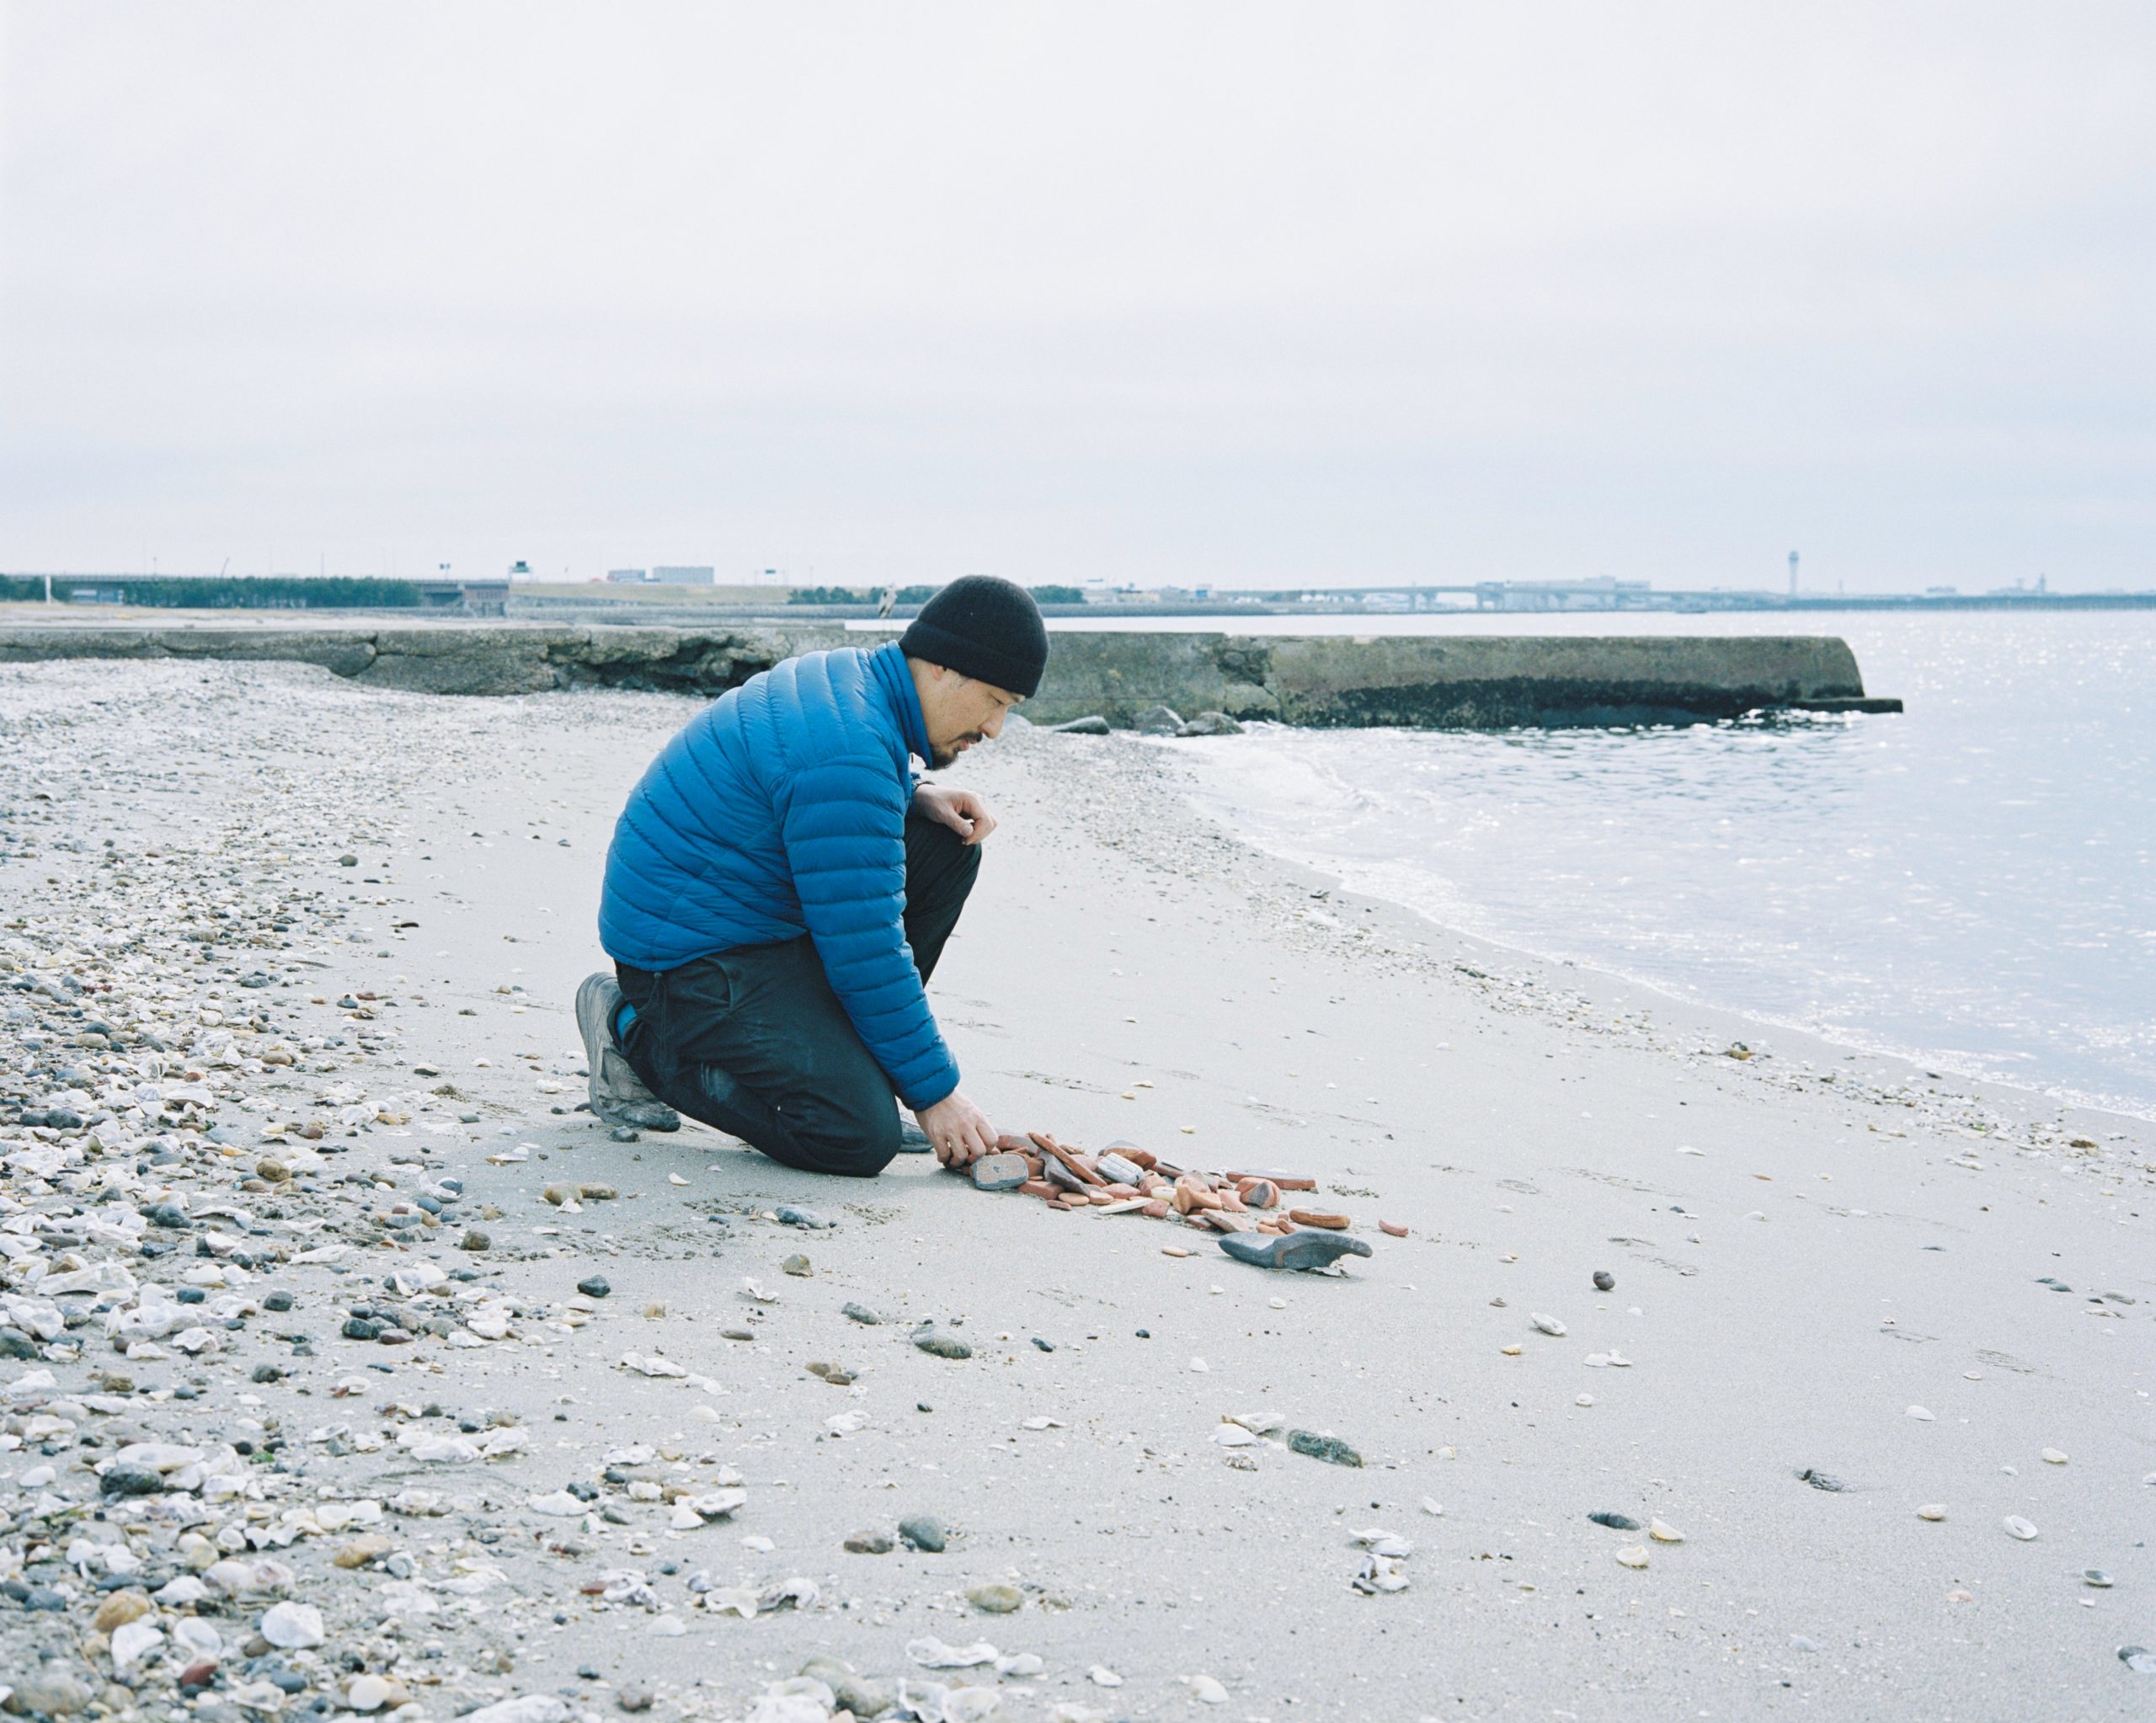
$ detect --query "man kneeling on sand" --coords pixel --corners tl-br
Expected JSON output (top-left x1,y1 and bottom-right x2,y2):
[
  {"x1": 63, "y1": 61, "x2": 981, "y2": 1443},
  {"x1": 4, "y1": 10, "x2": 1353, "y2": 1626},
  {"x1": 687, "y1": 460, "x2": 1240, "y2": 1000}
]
[{"x1": 574, "y1": 576, "x2": 1047, "y2": 1178}]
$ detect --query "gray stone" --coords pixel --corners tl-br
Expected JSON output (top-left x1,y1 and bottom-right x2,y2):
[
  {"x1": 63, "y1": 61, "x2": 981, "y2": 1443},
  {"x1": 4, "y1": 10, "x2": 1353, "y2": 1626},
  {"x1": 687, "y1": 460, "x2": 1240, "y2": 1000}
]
[
  {"x1": 13, "y1": 1669, "x2": 93, "y2": 1715},
  {"x1": 1133, "y1": 704, "x2": 1185, "y2": 735},
  {"x1": 1175, "y1": 709, "x2": 1243, "y2": 737},
  {"x1": 841, "y1": 1302, "x2": 883, "y2": 1326},
  {"x1": 897, "y1": 1515, "x2": 947, "y2": 1553},
  {"x1": 911, "y1": 1323, "x2": 972, "y2": 1360},
  {"x1": 1218, "y1": 1230, "x2": 1373, "y2": 1272},
  {"x1": 1048, "y1": 715, "x2": 1111, "y2": 734},
  {"x1": 798, "y1": 1660, "x2": 889, "y2": 1720},
  {"x1": 970, "y1": 1152, "x2": 1028, "y2": 1192}
]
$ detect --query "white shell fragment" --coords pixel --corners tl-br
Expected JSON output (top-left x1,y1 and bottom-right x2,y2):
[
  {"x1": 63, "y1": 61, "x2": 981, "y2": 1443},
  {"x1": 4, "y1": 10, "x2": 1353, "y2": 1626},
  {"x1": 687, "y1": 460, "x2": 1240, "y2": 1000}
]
[
  {"x1": 1917, "y1": 1504, "x2": 1947, "y2": 1521},
  {"x1": 1530, "y1": 1313, "x2": 1566, "y2": 1336},
  {"x1": 259, "y1": 1600, "x2": 326, "y2": 1648},
  {"x1": 1648, "y1": 1518, "x2": 1684, "y2": 1543},
  {"x1": 1614, "y1": 1545, "x2": 1650, "y2": 1569},
  {"x1": 1352, "y1": 1553, "x2": 1410, "y2": 1593},
  {"x1": 110, "y1": 1620, "x2": 164, "y2": 1671},
  {"x1": 906, "y1": 1636, "x2": 1002, "y2": 1669},
  {"x1": 2003, "y1": 1515, "x2": 2040, "y2": 1541},
  {"x1": 2041, "y1": 1448, "x2": 2068, "y2": 1464}
]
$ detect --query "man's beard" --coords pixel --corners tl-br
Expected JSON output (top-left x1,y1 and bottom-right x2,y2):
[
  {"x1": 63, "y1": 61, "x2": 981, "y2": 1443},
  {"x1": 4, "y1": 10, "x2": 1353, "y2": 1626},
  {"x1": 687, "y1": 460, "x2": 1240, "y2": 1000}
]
[{"x1": 929, "y1": 733, "x2": 982, "y2": 768}]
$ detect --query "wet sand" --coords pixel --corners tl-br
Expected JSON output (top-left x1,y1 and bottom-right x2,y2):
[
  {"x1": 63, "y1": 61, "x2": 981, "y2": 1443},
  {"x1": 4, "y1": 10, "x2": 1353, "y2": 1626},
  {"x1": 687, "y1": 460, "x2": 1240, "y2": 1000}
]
[{"x1": 3, "y1": 659, "x2": 2152, "y2": 1721}]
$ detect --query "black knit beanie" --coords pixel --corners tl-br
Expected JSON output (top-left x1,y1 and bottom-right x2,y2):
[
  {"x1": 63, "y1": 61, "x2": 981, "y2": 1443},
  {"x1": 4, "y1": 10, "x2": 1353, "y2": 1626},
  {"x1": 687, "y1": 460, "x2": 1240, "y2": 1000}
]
[{"x1": 898, "y1": 575, "x2": 1050, "y2": 698}]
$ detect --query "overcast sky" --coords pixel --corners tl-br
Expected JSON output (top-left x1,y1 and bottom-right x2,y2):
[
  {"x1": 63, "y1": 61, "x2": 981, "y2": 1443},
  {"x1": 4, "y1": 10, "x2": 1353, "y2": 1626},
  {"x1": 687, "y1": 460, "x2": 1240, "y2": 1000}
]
[{"x1": 3, "y1": 3, "x2": 2151, "y2": 591}]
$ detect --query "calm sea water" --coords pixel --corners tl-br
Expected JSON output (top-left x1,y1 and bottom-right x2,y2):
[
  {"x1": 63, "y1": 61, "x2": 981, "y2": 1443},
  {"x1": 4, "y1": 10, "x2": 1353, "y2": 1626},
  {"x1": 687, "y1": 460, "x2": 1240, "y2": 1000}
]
[{"x1": 1055, "y1": 611, "x2": 2153, "y2": 1118}]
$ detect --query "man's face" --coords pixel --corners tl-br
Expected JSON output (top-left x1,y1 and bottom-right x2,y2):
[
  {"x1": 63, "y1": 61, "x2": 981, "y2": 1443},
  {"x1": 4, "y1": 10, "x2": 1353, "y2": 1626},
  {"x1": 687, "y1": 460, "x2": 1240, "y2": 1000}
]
[{"x1": 918, "y1": 664, "x2": 1022, "y2": 767}]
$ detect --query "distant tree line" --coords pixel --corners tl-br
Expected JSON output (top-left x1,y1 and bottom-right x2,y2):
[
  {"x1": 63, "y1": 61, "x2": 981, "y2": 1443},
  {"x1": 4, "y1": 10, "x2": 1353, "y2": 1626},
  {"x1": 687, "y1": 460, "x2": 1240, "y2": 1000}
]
[{"x1": 0, "y1": 574, "x2": 435, "y2": 609}]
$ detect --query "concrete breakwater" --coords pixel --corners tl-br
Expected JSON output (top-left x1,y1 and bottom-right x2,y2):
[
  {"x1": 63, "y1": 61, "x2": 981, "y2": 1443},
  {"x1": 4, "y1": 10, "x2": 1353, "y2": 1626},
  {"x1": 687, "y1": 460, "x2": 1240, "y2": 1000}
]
[{"x1": 0, "y1": 620, "x2": 1897, "y2": 726}]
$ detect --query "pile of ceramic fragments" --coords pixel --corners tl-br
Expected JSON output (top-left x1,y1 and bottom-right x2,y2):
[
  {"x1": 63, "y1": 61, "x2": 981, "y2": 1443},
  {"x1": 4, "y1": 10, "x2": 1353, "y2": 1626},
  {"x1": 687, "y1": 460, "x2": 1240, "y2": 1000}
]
[{"x1": 958, "y1": 1132, "x2": 1389, "y2": 1270}]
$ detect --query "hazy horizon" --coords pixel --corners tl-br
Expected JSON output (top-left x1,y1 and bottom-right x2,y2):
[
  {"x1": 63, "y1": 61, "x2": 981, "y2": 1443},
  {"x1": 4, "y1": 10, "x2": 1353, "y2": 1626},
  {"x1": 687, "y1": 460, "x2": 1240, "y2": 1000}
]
[{"x1": 3, "y1": 4, "x2": 2152, "y2": 592}]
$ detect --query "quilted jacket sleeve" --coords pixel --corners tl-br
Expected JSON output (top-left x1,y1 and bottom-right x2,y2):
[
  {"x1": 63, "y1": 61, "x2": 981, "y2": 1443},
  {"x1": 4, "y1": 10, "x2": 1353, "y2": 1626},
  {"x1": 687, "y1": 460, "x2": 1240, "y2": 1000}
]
[{"x1": 776, "y1": 755, "x2": 962, "y2": 1109}]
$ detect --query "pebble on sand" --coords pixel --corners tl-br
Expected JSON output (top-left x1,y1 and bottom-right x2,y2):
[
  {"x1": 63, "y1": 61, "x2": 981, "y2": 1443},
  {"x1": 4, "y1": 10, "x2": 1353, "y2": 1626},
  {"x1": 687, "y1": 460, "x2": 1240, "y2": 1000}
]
[
  {"x1": 966, "y1": 1583, "x2": 1023, "y2": 1614},
  {"x1": 1286, "y1": 1429, "x2": 1364, "y2": 1468},
  {"x1": 911, "y1": 1324, "x2": 973, "y2": 1359}
]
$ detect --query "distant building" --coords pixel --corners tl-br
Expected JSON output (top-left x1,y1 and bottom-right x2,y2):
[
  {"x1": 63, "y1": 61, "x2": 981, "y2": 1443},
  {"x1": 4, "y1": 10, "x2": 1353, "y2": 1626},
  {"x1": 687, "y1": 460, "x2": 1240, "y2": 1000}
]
[{"x1": 606, "y1": 568, "x2": 649, "y2": 584}]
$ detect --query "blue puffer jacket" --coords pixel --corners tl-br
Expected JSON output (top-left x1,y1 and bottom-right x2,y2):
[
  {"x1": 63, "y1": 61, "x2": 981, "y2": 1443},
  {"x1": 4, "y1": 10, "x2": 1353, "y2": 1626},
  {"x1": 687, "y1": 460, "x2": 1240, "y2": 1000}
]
[{"x1": 597, "y1": 642, "x2": 959, "y2": 1108}]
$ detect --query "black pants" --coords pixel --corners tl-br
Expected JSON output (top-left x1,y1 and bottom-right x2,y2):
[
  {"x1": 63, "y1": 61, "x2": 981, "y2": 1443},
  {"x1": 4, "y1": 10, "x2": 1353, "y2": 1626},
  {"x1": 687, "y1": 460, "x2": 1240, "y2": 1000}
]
[{"x1": 615, "y1": 812, "x2": 979, "y2": 1178}]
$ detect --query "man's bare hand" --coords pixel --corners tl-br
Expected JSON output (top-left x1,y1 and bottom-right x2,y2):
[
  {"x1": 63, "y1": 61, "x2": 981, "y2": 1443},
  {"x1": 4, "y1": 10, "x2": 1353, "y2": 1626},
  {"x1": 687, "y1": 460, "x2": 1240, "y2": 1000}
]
[
  {"x1": 913, "y1": 783, "x2": 997, "y2": 846},
  {"x1": 915, "y1": 1091, "x2": 997, "y2": 1167}
]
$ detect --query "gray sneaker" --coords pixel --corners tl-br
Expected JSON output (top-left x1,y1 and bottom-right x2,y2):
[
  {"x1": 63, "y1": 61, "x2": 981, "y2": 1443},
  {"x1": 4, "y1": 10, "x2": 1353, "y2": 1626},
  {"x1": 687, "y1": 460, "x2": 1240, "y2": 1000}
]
[{"x1": 574, "y1": 973, "x2": 680, "y2": 1132}]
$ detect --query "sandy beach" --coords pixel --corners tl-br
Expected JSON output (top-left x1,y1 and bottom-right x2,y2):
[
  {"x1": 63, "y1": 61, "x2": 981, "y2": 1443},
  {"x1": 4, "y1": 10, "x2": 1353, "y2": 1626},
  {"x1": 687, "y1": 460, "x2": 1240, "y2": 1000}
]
[{"x1": 3, "y1": 659, "x2": 2153, "y2": 1723}]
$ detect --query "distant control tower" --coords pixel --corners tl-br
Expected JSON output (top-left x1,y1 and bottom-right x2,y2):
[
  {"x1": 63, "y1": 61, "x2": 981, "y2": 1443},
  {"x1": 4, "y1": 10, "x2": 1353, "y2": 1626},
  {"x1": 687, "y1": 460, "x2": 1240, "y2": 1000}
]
[{"x1": 1789, "y1": 551, "x2": 1800, "y2": 597}]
